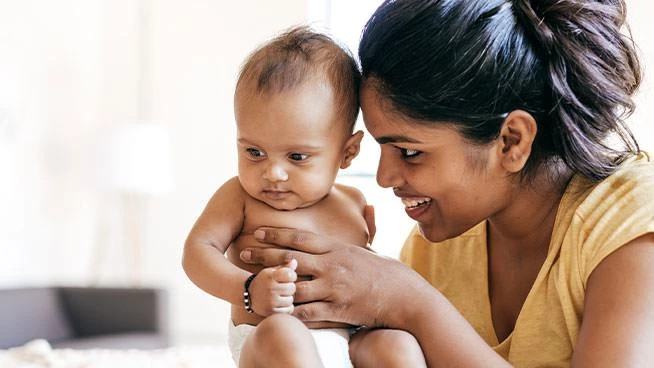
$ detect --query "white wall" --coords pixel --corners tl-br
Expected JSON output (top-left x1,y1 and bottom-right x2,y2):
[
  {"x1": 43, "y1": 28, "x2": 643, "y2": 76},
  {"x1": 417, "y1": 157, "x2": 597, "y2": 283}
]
[
  {"x1": 0, "y1": 0, "x2": 652, "y2": 346},
  {"x1": 0, "y1": 0, "x2": 308, "y2": 345},
  {"x1": 142, "y1": 0, "x2": 309, "y2": 343},
  {"x1": 0, "y1": 0, "x2": 141, "y2": 285},
  {"x1": 626, "y1": 0, "x2": 654, "y2": 151}
]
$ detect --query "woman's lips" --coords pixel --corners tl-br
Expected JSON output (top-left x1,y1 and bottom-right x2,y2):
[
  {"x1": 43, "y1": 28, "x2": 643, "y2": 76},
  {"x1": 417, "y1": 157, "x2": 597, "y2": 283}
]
[
  {"x1": 401, "y1": 197, "x2": 432, "y2": 208},
  {"x1": 400, "y1": 196, "x2": 432, "y2": 221}
]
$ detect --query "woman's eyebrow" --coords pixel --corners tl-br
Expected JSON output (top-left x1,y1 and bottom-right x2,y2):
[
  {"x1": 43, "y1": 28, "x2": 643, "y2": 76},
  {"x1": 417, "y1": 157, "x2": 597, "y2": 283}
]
[{"x1": 376, "y1": 135, "x2": 422, "y2": 144}]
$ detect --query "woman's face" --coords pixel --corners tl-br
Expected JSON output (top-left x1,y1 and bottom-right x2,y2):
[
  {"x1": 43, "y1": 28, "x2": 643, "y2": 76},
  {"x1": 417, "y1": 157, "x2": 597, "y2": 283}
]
[{"x1": 361, "y1": 86, "x2": 512, "y2": 242}]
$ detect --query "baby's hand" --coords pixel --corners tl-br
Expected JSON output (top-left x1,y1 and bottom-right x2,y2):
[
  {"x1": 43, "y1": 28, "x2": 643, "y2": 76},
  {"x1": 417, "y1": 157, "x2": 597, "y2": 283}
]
[{"x1": 248, "y1": 259, "x2": 297, "y2": 316}]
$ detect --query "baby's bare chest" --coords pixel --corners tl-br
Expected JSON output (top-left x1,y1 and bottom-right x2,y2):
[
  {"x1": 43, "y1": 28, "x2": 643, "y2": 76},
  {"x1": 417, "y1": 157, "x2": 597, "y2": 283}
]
[
  {"x1": 243, "y1": 195, "x2": 368, "y2": 246},
  {"x1": 226, "y1": 193, "x2": 368, "y2": 270}
]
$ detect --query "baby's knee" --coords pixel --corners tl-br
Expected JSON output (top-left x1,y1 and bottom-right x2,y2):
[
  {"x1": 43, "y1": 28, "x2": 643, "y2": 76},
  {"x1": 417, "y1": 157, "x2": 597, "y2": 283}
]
[
  {"x1": 250, "y1": 313, "x2": 309, "y2": 351},
  {"x1": 384, "y1": 330, "x2": 423, "y2": 357},
  {"x1": 255, "y1": 314, "x2": 304, "y2": 339},
  {"x1": 242, "y1": 314, "x2": 321, "y2": 367},
  {"x1": 350, "y1": 329, "x2": 426, "y2": 368}
]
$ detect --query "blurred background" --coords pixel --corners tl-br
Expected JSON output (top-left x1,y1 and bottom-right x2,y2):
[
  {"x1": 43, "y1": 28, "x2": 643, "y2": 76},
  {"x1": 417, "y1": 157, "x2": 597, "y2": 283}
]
[{"x1": 0, "y1": 0, "x2": 652, "y2": 347}]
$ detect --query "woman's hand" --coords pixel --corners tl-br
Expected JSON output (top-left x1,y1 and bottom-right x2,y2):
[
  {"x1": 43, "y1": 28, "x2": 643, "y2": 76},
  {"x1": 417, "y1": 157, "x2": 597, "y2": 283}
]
[
  {"x1": 237, "y1": 227, "x2": 433, "y2": 329},
  {"x1": 238, "y1": 227, "x2": 511, "y2": 367}
]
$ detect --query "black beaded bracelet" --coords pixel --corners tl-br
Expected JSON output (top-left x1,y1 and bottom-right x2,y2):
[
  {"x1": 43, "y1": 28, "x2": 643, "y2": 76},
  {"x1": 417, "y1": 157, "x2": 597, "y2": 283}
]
[{"x1": 243, "y1": 273, "x2": 256, "y2": 313}]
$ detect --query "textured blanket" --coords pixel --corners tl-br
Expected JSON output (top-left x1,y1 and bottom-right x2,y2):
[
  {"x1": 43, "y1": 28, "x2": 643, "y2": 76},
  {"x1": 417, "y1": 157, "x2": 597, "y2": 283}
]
[{"x1": 0, "y1": 339, "x2": 236, "y2": 368}]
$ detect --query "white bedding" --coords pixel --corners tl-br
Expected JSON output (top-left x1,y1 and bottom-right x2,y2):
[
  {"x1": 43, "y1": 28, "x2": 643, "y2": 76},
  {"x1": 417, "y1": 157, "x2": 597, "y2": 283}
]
[{"x1": 0, "y1": 339, "x2": 236, "y2": 368}]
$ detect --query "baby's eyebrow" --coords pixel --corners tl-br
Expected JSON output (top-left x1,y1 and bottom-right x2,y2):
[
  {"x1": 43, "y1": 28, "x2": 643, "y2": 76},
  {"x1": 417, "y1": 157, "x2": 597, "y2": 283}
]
[
  {"x1": 237, "y1": 138, "x2": 255, "y2": 145},
  {"x1": 376, "y1": 135, "x2": 422, "y2": 144},
  {"x1": 285, "y1": 144, "x2": 323, "y2": 152},
  {"x1": 237, "y1": 138, "x2": 322, "y2": 151}
]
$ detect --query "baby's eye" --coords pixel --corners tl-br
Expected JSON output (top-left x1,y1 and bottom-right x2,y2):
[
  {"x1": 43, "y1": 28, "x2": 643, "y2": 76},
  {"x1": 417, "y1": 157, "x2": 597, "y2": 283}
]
[
  {"x1": 288, "y1": 153, "x2": 309, "y2": 161},
  {"x1": 399, "y1": 148, "x2": 422, "y2": 159},
  {"x1": 246, "y1": 148, "x2": 265, "y2": 158}
]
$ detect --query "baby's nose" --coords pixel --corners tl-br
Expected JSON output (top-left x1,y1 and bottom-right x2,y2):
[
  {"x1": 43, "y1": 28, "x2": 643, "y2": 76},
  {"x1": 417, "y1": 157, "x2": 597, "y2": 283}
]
[{"x1": 264, "y1": 164, "x2": 288, "y2": 182}]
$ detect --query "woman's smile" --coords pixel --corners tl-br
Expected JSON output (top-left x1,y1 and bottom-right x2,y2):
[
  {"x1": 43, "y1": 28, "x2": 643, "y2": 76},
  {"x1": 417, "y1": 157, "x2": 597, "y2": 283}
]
[
  {"x1": 404, "y1": 198, "x2": 432, "y2": 221},
  {"x1": 399, "y1": 196, "x2": 432, "y2": 220}
]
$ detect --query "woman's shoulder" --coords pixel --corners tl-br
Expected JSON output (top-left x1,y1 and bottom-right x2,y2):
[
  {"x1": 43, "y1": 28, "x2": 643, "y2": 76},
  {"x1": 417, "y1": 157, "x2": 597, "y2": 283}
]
[
  {"x1": 603, "y1": 151, "x2": 652, "y2": 184},
  {"x1": 559, "y1": 152, "x2": 654, "y2": 282},
  {"x1": 570, "y1": 152, "x2": 654, "y2": 217},
  {"x1": 606, "y1": 151, "x2": 653, "y2": 182}
]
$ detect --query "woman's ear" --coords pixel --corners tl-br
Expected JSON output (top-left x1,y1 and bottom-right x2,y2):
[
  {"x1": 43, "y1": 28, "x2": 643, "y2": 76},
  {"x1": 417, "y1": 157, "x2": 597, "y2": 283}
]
[
  {"x1": 340, "y1": 130, "x2": 364, "y2": 169},
  {"x1": 497, "y1": 110, "x2": 537, "y2": 173}
]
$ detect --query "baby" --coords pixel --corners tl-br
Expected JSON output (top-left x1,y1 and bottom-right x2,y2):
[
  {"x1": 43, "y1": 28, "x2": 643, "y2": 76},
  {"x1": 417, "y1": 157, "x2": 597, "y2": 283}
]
[{"x1": 183, "y1": 26, "x2": 424, "y2": 367}]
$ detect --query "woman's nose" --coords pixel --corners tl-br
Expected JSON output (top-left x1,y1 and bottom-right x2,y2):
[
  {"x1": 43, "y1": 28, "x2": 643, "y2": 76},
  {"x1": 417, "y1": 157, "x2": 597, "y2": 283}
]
[
  {"x1": 264, "y1": 163, "x2": 288, "y2": 182},
  {"x1": 376, "y1": 150, "x2": 401, "y2": 189}
]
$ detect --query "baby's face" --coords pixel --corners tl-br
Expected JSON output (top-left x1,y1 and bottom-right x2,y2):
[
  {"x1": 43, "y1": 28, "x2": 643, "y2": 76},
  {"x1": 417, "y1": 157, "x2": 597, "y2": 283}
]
[{"x1": 234, "y1": 80, "x2": 349, "y2": 210}]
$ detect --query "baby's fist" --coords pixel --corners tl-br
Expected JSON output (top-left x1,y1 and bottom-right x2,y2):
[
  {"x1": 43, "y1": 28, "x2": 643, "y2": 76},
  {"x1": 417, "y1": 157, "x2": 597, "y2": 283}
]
[{"x1": 249, "y1": 259, "x2": 298, "y2": 316}]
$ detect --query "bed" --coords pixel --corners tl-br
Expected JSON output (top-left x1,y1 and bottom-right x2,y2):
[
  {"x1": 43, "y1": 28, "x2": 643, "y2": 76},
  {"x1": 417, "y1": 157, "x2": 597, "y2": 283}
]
[{"x1": 0, "y1": 339, "x2": 236, "y2": 368}]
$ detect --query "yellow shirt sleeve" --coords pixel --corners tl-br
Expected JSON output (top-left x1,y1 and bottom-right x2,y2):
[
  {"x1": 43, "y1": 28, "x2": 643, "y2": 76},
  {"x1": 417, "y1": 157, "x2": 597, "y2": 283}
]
[
  {"x1": 573, "y1": 155, "x2": 654, "y2": 286},
  {"x1": 398, "y1": 152, "x2": 654, "y2": 367}
]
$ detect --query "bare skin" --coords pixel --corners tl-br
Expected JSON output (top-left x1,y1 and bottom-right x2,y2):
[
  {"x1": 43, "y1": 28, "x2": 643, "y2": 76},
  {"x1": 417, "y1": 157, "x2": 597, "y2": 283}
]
[
  {"x1": 236, "y1": 85, "x2": 654, "y2": 367},
  {"x1": 486, "y1": 172, "x2": 564, "y2": 341},
  {"x1": 182, "y1": 80, "x2": 372, "y2": 325},
  {"x1": 184, "y1": 80, "x2": 427, "y2": 367},
  {"x1": 238, "y1": 215, "x2": 654, "y2": 368},
  {"x1": 349, "y1": 328, "x2": 427, "y2": 368},
  {"x1": 182, "y1": 79, "x2": 372, "y2": 368}
]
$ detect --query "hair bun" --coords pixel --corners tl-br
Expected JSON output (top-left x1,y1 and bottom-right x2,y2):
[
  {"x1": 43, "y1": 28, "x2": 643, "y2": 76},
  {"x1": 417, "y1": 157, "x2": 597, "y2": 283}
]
[{"x1": 512, "y1": 0, "x2": 641, "y2": 180}]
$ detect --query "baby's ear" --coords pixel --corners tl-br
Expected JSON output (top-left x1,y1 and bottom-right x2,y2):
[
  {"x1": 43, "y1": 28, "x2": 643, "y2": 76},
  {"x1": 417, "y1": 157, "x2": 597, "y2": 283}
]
[{"x1": 340, "y1": 130, "x2": 364, "y2": 169}]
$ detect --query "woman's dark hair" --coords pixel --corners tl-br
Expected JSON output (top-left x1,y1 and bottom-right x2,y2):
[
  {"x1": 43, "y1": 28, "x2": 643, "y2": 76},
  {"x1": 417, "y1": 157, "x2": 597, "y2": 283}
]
[{"x1": 359, "y1": 0, "x2": 641, "y2": 182}]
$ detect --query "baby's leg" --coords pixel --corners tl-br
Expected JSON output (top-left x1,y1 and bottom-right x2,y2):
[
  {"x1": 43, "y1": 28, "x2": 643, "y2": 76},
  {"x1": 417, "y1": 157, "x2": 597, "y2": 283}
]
[
  {"x1": 349, "y1": 328, "x2": 426, "y2": 368},
  {"x1": 239, "y1": 314, "x2": 324, "y2": 368}
]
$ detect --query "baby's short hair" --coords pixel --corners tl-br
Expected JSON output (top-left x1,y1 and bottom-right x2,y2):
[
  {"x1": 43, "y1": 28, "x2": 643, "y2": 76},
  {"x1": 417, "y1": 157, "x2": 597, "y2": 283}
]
[{"x1": 236, "y1": 25, "x2": 361, "y2": 131}]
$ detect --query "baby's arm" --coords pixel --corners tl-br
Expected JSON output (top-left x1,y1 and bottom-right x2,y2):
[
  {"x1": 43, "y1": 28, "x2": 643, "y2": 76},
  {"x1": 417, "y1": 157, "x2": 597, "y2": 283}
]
[
  {"x1": 364, "y1": 204, "x2": 376, "y2": 245},
  {"x1": 336, "y1": 183, "x2": 376, "y2": 245},
  {"x1": 182, "y1": 177, "x2": 297, "y2": 316},
  {"x1": 182, "y1": 177, "x2": 252, "y2": 306}
]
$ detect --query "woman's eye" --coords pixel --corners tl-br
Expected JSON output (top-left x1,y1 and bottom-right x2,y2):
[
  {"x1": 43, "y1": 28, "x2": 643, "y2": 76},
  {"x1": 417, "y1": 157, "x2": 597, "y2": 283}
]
[
  {"x1": 288, "y1": 153, "x2": 309, "y2": 161},
  {"x1": 246, "y1": 148, "x2": 265, "y2": 158},
  {"x1": 399, "y1": 148, "x2": 422, "y2": 159}
]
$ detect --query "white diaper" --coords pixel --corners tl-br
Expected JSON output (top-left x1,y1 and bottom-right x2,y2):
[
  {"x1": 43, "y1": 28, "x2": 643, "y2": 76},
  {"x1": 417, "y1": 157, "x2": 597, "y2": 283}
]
[{"x1": 228, "y1": 320, "x2": 353, "y2": 367}]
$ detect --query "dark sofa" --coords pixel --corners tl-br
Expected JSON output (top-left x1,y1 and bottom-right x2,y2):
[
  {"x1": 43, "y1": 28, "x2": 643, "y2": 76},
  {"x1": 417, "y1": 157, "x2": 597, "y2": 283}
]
[{"x1": 0, "y1": 286, "x2": 169, "y2": 349}]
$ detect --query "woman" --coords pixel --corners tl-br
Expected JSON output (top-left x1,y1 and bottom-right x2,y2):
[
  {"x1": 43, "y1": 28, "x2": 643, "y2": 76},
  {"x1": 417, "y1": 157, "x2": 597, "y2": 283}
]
[{"x1": 237, "y1": 0, "x2": 654, "y2": 366}]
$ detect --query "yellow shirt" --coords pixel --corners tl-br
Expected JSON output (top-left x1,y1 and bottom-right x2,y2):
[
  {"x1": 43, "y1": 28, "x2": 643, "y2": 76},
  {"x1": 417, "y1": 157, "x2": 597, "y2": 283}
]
[{"x1": 400, "y1": 153, "x2": 654, "y2": 367}]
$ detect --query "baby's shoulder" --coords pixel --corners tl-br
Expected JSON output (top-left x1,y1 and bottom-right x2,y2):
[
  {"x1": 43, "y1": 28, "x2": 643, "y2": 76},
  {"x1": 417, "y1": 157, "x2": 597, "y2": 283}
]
[
  {"x1": 216, "y1": 176, "x2": 248, "y2": 200},
  {"x1": 333, "y1": 182, "x2": 367, "y2": 209}
]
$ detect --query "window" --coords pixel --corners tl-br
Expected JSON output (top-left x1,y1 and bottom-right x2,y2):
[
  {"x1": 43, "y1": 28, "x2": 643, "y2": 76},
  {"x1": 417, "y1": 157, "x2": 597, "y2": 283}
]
[
  {"x1": 309, "y1": 0, "x2": 383, "y2": 177},
  {"x1": 309, "y1": 0, "x2": 415, "y2": 257}
]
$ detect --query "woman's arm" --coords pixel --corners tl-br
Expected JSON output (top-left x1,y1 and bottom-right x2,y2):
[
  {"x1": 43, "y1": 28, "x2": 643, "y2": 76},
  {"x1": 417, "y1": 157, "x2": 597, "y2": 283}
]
[
  {"x1": 572, "y1": 232, "x2": 654, "y2": 367},
  {"x1": 239, "y1": 227, "x2": 512, "y2": 367}
]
